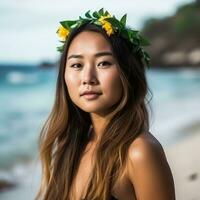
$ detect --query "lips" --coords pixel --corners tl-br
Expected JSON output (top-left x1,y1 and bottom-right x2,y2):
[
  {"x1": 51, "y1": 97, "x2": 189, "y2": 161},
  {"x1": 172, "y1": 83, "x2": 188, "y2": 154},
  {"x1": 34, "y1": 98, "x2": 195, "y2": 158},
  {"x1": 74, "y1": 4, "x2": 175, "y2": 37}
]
[
  {"x1": 80, "y1": 90, "x2": 102, "y2": 100},
  {"x1": 81, "y1": 91, "x2": 102, "y2": 96}
]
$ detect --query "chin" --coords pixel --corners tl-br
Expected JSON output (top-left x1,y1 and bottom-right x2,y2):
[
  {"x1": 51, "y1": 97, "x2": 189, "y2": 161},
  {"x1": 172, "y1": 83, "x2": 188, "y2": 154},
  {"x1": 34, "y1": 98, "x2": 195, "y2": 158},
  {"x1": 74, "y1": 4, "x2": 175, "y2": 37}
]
[
  {"x1": 79, "y1": 107, "x2": 102, "y2": 113},
  {"x1": 74, "y1": 100, "x2": 114, "y2": 115}
]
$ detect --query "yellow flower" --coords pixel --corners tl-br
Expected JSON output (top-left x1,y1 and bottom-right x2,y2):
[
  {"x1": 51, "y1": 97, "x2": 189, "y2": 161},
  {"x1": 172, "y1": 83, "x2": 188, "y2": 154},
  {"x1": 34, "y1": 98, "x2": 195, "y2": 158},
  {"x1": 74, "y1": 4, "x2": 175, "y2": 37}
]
[
  {"x1": 102, "y1": 23, "x2": 114, "y2": 36},
  {"x1": 57, "y1": 25, "x2": 70, "y2": 41},
  {"x1": 98, "y1": 14, "x2": 114, "y2": 36}
]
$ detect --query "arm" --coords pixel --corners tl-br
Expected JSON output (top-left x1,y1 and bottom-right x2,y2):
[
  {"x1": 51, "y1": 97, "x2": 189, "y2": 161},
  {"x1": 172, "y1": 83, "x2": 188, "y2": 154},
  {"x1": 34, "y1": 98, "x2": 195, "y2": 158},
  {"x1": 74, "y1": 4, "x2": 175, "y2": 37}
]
[{"x1": 127, "y1": 133, "x2": 176, "y2": 200}]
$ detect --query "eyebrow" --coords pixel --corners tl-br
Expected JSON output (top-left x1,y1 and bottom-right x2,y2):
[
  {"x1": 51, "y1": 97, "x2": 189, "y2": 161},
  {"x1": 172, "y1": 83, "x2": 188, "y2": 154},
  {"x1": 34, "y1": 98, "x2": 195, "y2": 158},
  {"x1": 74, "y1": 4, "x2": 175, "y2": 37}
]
[{"x1": 67, "y1": 51, "x2": 113, "y2": 60}]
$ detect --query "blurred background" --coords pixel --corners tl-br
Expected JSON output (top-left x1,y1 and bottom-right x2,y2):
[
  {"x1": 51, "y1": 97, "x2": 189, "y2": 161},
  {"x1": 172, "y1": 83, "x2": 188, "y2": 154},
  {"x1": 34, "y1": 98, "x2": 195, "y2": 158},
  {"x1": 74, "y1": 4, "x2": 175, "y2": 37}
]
[{"x1": 0, "y1": 0, "x2": 200, "y2": 199}]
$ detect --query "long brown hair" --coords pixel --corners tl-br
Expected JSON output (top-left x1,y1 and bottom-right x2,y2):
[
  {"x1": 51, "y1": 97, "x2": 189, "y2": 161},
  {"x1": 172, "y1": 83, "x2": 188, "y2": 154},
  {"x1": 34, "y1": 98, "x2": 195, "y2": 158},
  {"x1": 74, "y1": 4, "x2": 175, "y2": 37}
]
[{"x1": 35, "y1": 23, "x2": 152, "y2": 200}]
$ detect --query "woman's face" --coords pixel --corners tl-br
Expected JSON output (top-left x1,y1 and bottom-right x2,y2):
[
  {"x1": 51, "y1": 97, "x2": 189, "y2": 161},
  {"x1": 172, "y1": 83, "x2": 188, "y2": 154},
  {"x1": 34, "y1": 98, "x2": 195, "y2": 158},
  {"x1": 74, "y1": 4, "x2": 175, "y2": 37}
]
[{"x1": 64, "y1": 31, "x2": 123, "y2": 116}]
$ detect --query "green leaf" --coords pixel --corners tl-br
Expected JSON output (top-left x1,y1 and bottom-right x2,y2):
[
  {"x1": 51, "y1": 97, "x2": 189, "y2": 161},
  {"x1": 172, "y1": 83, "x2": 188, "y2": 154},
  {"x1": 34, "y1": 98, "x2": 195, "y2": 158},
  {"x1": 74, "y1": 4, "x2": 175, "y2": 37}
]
[
  {"x1": 144, "y1": 51, "x2": 151, "y2": 60},
  {"x1": 144, "y1": 51, "x2": 151, "y2": 67},
  {"x1": 139, "y1": 35, "x2": 151, "y2": 46},
  {"x1": 105, "y1": 11, "x2": 110, "y2": 15},
  {"x1": 57, "y1": 45, "x2": 64, "y2": 52},
  {"x1": 120, "y1": 29, "x2": 129, "y2": 40},
  {"x1": 120, "y1": 14, "x2": 127, "y2": 26},
  {"x1": 76, "y1": 20, "x2": 85, "y2": 28},
  {"x1": 85, "y1": 10, "x2": 92, "y2": 18},
  {"x1": 92, "y1": 11, "x2": 99, "y2": 18},
  {"x1": 79, "y1": 16, "x2": 88, "y2": 21},
  {"x1": 98, "y1": 8, "x2": 104, "y2": 15},
  {"x1": 93, "y1": 21, "x2": 101, "y2": 26},
  {"x1": 59, "y1": 40, "x2": 65, "y2": 44},
  {"x1": 60, "y1": 22, "x2": 69, "y2": 29},
  {"x1": 60, "y1": 20, "x2": 77, "y2": 29},
  {"x1": 127, "y1": 30, "x2": 139, "y2": 44},
  {"x1": 132, "y1": 46, "x2": 140, "y2": 53},
  {"x1": 128, "y1": 29, "x2": 138, "y2": 37},
  {"x1": 71, "y1": 22, "x2": 78, "y2": 29}
]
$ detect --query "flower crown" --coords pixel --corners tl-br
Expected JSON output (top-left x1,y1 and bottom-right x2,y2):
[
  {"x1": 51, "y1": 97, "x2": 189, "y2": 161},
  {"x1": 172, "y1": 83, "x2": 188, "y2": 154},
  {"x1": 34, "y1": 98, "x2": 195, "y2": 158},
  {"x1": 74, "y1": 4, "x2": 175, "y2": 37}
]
[{"x1": 56, "y1": 8, "x2": 151, "y2": 67}]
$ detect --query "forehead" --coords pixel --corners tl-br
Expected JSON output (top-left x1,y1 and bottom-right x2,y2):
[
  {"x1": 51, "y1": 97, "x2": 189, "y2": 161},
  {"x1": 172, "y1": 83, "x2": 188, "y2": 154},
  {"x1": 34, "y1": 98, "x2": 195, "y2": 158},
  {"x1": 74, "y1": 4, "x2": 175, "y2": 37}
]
[{"x1": 67, "y1": 31, "x2": 113, "y2": 55}]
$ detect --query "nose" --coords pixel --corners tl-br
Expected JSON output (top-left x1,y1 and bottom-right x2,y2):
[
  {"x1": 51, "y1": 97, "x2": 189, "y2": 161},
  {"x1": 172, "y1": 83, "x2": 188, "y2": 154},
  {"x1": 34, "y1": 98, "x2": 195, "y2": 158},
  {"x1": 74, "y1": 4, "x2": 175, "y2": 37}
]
[{"x1": 82, "y1": 65, "x2": 98, "y2": 86}]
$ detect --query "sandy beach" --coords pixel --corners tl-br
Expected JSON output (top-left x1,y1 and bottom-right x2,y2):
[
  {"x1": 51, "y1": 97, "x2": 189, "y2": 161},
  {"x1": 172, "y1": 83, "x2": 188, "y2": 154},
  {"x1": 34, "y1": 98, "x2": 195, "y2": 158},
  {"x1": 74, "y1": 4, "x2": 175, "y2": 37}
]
[
  {"x1": 165, "y1": 121, "x2": 200, "y2": 200},
  {"x1": 0, "y1": 159, "x2": 41, "y2": 200}
]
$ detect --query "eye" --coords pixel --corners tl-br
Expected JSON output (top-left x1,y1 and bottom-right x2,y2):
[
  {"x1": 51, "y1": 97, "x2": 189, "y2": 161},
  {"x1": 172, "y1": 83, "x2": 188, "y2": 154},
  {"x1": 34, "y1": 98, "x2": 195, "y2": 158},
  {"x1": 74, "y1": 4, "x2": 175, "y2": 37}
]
[
  {"x1": 98, "y1": 61, "x2": 112, "y2": 67},
  {"x1": 70, "y1": 63, "x2": 82, "y2": 69}
]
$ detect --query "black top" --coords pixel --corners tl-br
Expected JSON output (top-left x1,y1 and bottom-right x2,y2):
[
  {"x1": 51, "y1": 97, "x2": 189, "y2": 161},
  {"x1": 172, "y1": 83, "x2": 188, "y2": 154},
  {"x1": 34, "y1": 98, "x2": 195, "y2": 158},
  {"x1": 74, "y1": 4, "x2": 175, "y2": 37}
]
[
  {"x1": 111, "y1": 195, "x2": 118, "y2": 200},
  {"x1": 82, "y1": 195, "x2": 118, "y2": 200}
]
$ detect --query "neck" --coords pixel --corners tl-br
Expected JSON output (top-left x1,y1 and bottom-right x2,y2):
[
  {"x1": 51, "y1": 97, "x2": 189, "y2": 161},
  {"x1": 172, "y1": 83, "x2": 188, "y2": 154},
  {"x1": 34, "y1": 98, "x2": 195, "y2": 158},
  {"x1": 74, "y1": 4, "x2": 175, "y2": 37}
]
[{"x1": 89, "y1": 111, "x2": 114, "y2": 143}]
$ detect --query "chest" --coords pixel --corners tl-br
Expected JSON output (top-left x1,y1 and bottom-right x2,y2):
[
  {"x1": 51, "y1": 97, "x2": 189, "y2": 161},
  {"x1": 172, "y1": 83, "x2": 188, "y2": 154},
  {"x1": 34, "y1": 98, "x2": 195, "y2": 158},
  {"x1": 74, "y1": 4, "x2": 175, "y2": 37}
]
[
  {"x1": 69, "y1": 142, "x2": 95, "y2": 200},
  {"x1": 69, "y1": 143, "x2": 136, "y2": 200}
]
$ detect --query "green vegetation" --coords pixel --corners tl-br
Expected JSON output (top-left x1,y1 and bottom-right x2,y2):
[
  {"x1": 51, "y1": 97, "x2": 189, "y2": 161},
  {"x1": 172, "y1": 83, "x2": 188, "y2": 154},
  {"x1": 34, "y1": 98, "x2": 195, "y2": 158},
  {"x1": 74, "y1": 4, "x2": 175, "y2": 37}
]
[
  {"x1": 142, "y1": 0, "x2": 200, "y2": 38},
  {"x1": 141, "y1": 0, "x2": 200, "y2": 67}
]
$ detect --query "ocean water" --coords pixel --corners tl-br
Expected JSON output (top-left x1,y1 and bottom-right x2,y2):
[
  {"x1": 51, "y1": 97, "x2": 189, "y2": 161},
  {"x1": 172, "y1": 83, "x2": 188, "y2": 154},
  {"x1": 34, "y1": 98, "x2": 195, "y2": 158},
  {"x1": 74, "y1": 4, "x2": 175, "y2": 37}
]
[
  {"x1": 0, "y1": 66, "x2": 57, "y2": 169},
  {"x1": 0, "y1": 65, "x2": 200, "y2": 199},
  {"x1": 148, "y1": 68, "x2": 200, "y2": 144}
]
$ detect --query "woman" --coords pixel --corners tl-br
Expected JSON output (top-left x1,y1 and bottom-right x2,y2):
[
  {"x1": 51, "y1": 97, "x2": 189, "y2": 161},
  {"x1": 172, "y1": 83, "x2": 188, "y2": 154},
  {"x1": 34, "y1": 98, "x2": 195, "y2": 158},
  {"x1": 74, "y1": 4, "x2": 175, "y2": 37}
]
[{"x1": 36, "y1": 9, "x2": 176, "y2": 200}]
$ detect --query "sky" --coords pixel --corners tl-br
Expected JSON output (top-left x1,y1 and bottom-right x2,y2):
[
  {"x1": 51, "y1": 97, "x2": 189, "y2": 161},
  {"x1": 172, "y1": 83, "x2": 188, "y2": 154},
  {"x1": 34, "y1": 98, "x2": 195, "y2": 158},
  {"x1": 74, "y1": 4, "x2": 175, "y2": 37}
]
[{"x1": 0, "y1": 0, "x2": 194, "y2": 65}]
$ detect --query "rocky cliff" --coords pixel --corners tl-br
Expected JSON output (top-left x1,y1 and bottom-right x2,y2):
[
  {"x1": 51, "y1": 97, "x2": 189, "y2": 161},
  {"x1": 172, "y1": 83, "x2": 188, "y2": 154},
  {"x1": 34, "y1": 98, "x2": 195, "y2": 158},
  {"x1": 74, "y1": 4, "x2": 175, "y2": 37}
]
[{"x1": 142, "y1": 0, "x2": 200, "y2": 68}]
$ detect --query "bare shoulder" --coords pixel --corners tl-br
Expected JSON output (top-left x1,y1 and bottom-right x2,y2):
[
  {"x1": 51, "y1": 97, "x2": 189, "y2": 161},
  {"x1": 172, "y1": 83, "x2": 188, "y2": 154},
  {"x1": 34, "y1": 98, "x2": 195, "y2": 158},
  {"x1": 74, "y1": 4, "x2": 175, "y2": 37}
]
[
  {"x1": 128, "y1": 131, "x2": 166, "y2": 162},
  {"x1": 126, "y1": 131, "x2": 176, "y2": 200}
]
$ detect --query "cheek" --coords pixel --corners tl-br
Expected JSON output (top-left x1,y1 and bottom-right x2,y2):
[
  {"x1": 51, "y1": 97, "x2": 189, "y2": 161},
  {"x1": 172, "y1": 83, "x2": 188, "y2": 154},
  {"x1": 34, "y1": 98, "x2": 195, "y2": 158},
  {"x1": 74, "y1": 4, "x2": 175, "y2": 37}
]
[
  {"x1": 101, "y1": 70, "x2": 123, "y2": 100},
  {"x1": 65, "y1": 73, "x2": 79, "y2": 98}
]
